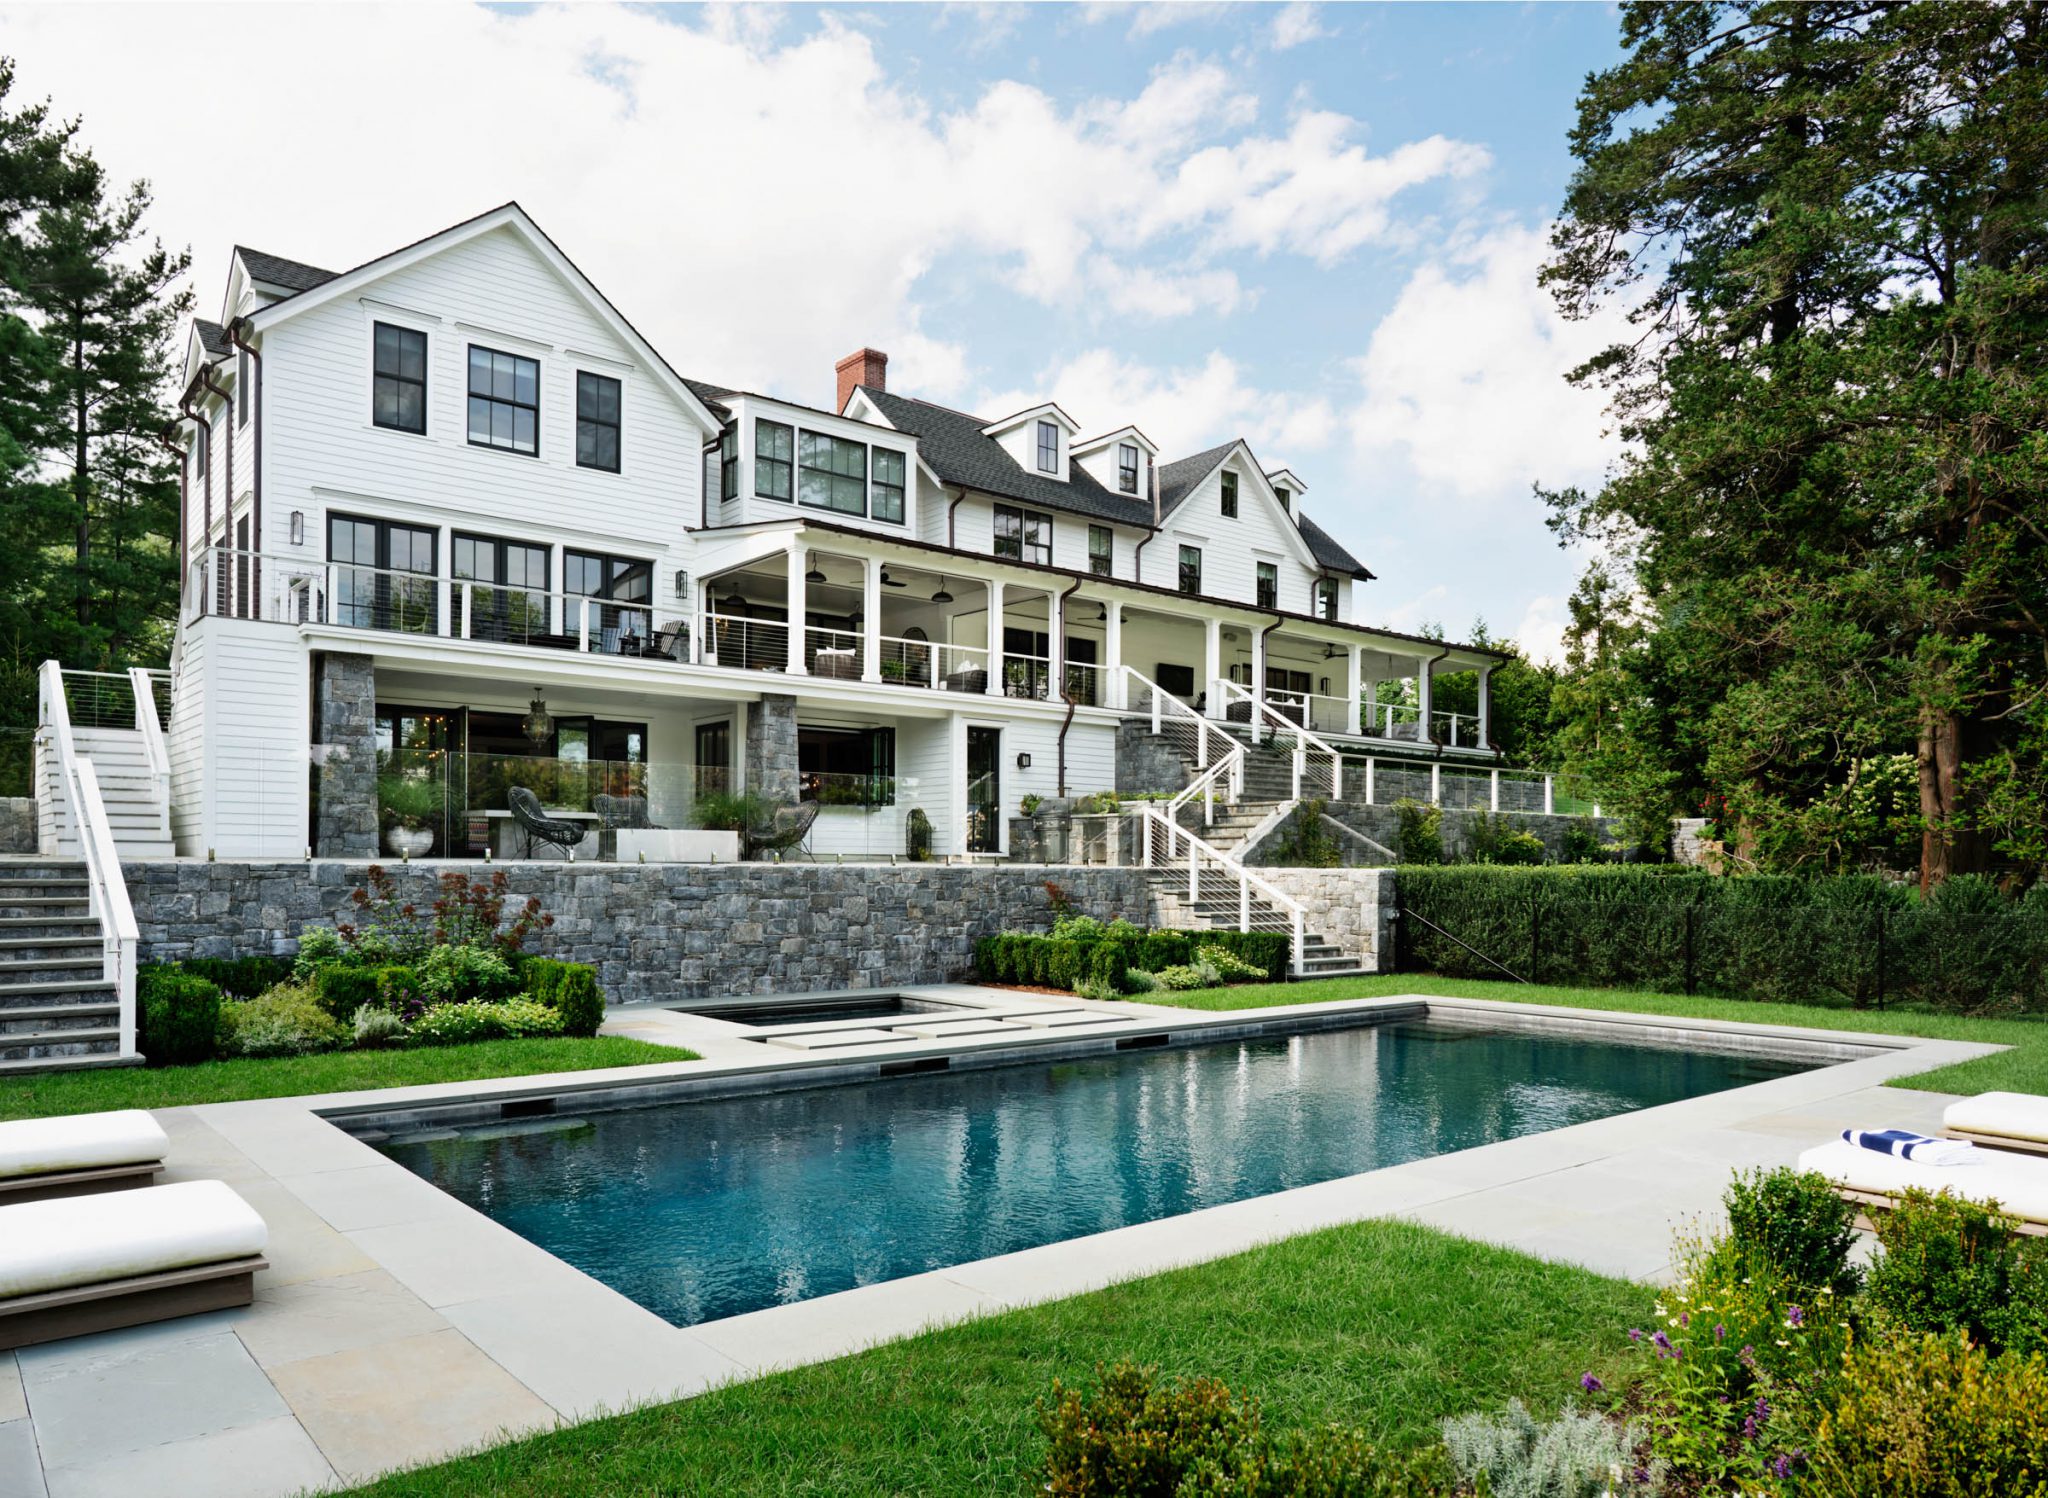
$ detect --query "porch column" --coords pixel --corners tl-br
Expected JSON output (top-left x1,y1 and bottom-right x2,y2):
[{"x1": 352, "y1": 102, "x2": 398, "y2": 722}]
[
  {"x1": 1047, "y1": 587, "x2": 1066, "y2": 701},
  {"x1": 1104, "y1": 600, "x2": 1125, "y2": 710},
  {"x1": 313, "y1": 652, "x2": 378, "y2": 858},
  {"x1": 1417, "y1": 654, "x2": 1436, "y2": 745},
  {"x1": 1345, "y1": 646, "x2": 1364, "y2": 735},
  {"x1": 861, "y1": 555, "x2": 883, "y2": 683},
  {"x1": 1202, "y1": 617, "x2": 1221, "y2": 716},
  {"x1": 784, "y1": 543, "x2": 808, "y2": 675},
  {"x1": 984, "y1": 579, "x2": 1005, "y2": 696},
  {"x1": 1476, "y1": 663, "x2": 1494, "y2": 749},
  {"x1": 1250, "y1": 627, "x2": 1267, "y2": 714}
]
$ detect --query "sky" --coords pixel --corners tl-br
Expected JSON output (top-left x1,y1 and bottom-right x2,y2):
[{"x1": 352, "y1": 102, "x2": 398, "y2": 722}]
[{"x1": 0, "y1": 1, "x2": 1631, "y2": 660}]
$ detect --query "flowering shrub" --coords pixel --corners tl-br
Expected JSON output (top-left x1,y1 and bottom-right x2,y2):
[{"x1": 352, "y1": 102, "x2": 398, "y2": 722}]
[
  {"x1": 1865, "y1": 1187, "x2": 2048, "y2": 1355},
  {"x1": 1195, "y1": 944, "x2": 1267, "y2": 981},
  {"x1": 218, "y1": 983, "x2": 351, "y2": 1058},
  {"x1": 409, "y1": 998, "x2": 565, "y2": 1047}
]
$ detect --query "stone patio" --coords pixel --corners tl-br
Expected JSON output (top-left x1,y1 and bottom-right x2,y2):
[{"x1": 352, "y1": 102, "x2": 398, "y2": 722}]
[{"x1": 0, "y1": 990, "x2": 2001, "y2": 1497}]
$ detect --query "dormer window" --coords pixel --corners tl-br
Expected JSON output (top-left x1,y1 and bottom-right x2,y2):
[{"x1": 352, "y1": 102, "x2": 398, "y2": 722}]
[
  {"x1": 1315, "y1": 577, "x2": 1338, "y2": 620},
  {"x1": 1275, "y1": 484, "x2": 1292, "y2": 513},
  {"x1": 1117, "y1": 443, "x2": 1139, "y2": 494},
  {"x1": 1037, "y1": 420, "x2": 1059, "y2": 474},
  {"x1": 1221, "y1": 471, "x2": 1238, "y2": 518}
]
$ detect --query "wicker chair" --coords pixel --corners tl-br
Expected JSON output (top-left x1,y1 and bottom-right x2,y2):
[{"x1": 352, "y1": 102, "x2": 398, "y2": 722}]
[
  {"x1": 509, "y1": 786, "x2": 587, "y2": 860},
  {"x1": 740, "y1": 801, "x2": 821, "y2": 862}
]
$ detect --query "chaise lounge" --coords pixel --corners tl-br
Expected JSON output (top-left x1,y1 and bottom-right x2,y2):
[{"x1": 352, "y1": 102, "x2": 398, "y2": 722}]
[
  {"x1": 1797, "y1": 1137, "x2": 2048, "y2": 1236},
  {"x1": 1940, "y1": 1091, "x2": 2048, "y2": 1157},
  {"x1": 0, "y1": 1109, "x2": 169, "y2": 1202},
  {"x1": 0, "y1": 1179, "x2": 269, "y2": 1350}
]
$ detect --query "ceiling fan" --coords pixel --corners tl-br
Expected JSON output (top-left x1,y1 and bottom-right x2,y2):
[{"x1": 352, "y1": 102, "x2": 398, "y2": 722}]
[{"x1": 879, "y1": 568, "x2": 910, "y2": 589}]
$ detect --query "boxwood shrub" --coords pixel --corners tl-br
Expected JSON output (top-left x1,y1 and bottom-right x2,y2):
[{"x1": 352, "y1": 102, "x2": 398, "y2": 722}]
[
  {"x1": 523, "y1": 957, "x2": 606, "y2": 1037},
  {"x1": 974, "y1": 927, "x2": 1290, "y2": 990},
  {"x1": 309, "y1": 962, "x2": 381, "y2": 1022},
  {"x1": 137, "y1": 965, "x2": 222, "y2": 1065},
  {"x1": 174, "y1": 955, "x2": 292, "y2": 999}
]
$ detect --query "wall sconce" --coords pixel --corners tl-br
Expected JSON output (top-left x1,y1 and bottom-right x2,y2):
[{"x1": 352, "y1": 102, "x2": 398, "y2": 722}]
[
  {"x1": 1016, "y1": 752, "x2": 1032, "y2": 770},
  {"x1": 674, "y1": 569, "x2": 690, "y2": 600},
  {"x1": 289, "y1": 510, "x2": 304, "y2": 546}
]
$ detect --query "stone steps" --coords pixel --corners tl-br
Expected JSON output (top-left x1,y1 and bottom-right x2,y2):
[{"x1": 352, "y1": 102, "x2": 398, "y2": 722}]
[{"x1": 0, "y1": 861, "x2": 126, "y2": 1068}]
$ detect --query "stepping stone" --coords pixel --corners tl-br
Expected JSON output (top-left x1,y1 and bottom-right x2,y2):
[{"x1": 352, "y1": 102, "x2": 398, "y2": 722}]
[
  {"x1": 890, "y1": 1018, "x2": 1027, "y2": 1039},
  {"x1": 763, "y1": 1028, "x2": 909, "y2": 1050},
  {"x1": 1009, "y1": 1011, "x2": 1123, "y2": 1029}
]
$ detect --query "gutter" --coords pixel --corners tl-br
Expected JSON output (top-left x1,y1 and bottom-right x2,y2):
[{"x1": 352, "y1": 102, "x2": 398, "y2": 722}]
[
  {"x1": 1053, "y1": 576, "x2": 1083, "y2": 795},
  {"x1": 947, "y1": 490, "x2": 967, "y2": 549},
  {"x1": 178, "y1": 387, "x2": 212, "y2": 588},
  {"x1": 227, "y1": 321, "x2": 264, "y2": 609}
]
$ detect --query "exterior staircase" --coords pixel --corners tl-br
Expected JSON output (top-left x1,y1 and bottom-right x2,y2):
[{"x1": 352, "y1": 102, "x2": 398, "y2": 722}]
[
  {"x1": 1147, "y1": 867, "x2": 1365, "y2": 978},
  {"x1": 40, "y1": 726, "x2": 175, "y2": 860},
  {"x1": 0, "y1": 860, "x2": 132, "y2": 1073}
]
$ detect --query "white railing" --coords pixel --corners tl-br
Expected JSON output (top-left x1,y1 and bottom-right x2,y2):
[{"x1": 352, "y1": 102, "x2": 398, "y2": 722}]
[
  {"x1": 1433, "y1": 709, "x2": 1482, "y2": 748},
  {"x1": 697, "y1": 611, "x2": 789, "y2": 672},
  {"x1": 1136, "y1": 804, "x2": 1307, "y2": 975},
  {"x1": 1059, "y1": 659, "x2": 1104, "y2": 709},
  {"x1": 1347, "y1": 756, "x2": 1601, "y2": 818},
  {"x1": 1001, "y1": 652, "x2": 1053, "y2": 700},
  {"x1": 1213, "y1": 679, "x2": 1342, "y2": 799},
  {"x1": 805, "y1": 625, "x2": 864, "y2": 680},
  {"x1": 127, "y1": 667, "x2": 171, "y2": 840},
  {"x1": 1361, "y1": 700, "x2": 1427, "y2": 742},
  {"x1": 1119, "y1": 665, "x2": 1244, "y2": 806},
  {"x1": 36, "y1": 661, "x2": 138, "y2": 1060}
]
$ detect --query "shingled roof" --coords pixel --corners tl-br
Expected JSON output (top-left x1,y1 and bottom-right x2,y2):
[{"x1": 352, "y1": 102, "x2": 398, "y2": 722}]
[
  {"x1": 193, "y1": 319, "x2": 231, "y2": 358},
  {"x1": 1157, "y1": 441, "x2": 1238, "y2": 515},
  {"x1": 235, "y1": 247, "x2": 339, "y2": 294},
  {"x1": 1296, "y1": 509, "x2": 1374, "y2": 581},
  {"x1": 859, "y1": 388, "x2": 1155, "y2": 527}
]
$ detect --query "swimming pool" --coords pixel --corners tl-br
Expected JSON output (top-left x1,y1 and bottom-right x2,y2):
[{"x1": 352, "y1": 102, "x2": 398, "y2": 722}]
[{"x1": 376, "y1": 1017, "x2": 1817, "y2": 1327}]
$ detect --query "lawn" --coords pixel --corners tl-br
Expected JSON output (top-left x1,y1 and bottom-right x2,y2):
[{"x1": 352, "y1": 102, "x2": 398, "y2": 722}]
[
  {"x1": 347, "y1": 1218, "x2": 1639, "y2": 1497},
  {"x1": 1145, "y1": 974, "x2": 2046, "y2": 1097},
  {"x1": 0, "y1": 1036, "x2": 692, "y2": 1120}
]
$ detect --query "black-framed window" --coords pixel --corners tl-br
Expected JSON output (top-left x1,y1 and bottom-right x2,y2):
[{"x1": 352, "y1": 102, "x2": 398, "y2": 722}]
[
  {"x1": 237, "y1": 349, "x2": 250, "y2": 429},
  {"x1": 1178, "y1": 545, "x2": 1202, "y2": 596},
  {"x1": 372, "y1": 322, "x2": 427, "y2": 435},
  {"x1": 1275, "y1": 484, "x2": 1292, "y2": 513},
  {"x1": 467, "y1": 345, "x2": 539, "y2": 456},
  {"x1": 454, "y1": 532, "x2": 550, "y2": 642},
  {"x1": 1036, "y1": 420, "x2": 1059, "y2": 473},
  {"x1": 871, "y1": 448, "x2": 906, "y2": 524},
  {"x1": 1117, "y1": 443, "x2": 1138, "y2": 494},
  {"x1": 799, "y1": 725, "x2": 896, "y2": 807},
  {"x1": 799, "y1": 431, "x2": 867, "y2": 514},
  {"x1": 1256, "y1": 562, "x2": 1278, "y2": 610},
  {"x1": 576, "y1": 372, "x2": 621, "y2": 472},
  {"x1": 565, "y1": 549, "x2": 652, "y2": 650},
  {"x1": 329, "y1": 513, "x2": 438, "y2": 633},
  {"x1": 755, "y1": 419, "x2": 792, "y2": 501},
  {"x1": 1088, "y1": 524, "x2": 1113, "y2": 577},
  {"x1": 1220, "y1": 471, "x2": 1238, "y2": 518},
  {"x1": 719, "y1": 424, "x2": 739, "y2": 501},
  {"x1": 995, "y1": 504, "x2": 1052, "y2": 566},
  {"x1": 1315, "y1": 577, "x2": 1338, "y2": 620}
]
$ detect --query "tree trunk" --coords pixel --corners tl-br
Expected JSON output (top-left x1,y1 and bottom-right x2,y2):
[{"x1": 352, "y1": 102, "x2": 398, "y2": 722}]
[{"x1": 1918, "y1": 703, "x2": 1988, "y2": 894}]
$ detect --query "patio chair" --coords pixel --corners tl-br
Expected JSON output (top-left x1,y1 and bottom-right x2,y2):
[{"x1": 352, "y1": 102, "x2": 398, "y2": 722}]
[
  {"x1": 741, "y1": 800, "x2": 821, "y2": 862},
  {"x1": 0, "y1": 1110, "x2": 168, "y2": 1203},
  {"x1": 1798, "y1": 1137, "x2": 2048, "y2": 1236},
  {"x1": 509, "y1": 786, "x2": 587, "y2": 860},
  {"x1": 1943, "y1": 1092, "x2": 2048, "y2": 1157},
  {"x1": 593, "y1": 793, "x2": 662, "y2": 861},
  {"x1": 644, "y1": 623, "x2": 687, "y2": 661}
]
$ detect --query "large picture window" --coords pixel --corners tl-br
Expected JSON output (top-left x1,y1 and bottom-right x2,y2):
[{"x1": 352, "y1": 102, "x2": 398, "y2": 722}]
[
  {"x1": 1088, "y1": 524, "x2": 1113, "y2": 577},
  {"x1": 994, "y1": 504, "x2": 1053, "y2": 566},
  {"x1": 467, "y1": 345, "x2": 539, "y2": 456},
  {"x1": 871, "y1": 448, "x2": 906, "y2": 523},
  {"x1": 1117, "y1": 442, "x2": 1139, "y2": 494},
  {"x1": 799, "y1": 431, "x2": 867, "y2": 514},
  {"x1": 329, "y1": 513, "x2": 438, "y2": 633},
  {"x1": 799, "y1": 725, "x2": 896, "y2": 806},
  {"x1": 372, "y1": 323, "x2": 427, "y2": 434},
  {"x1": 575, "y1": 372, "x2": 621, "y2": 472},
  {"x1": 755, "y1": 419, "x2": 792, "y2": 501},
  {"x1": 1178, "y1": 545, "x2": 1202, "y2": 596}
]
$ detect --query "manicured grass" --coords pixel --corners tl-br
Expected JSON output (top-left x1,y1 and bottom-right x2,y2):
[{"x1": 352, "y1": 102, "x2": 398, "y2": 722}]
[
  {"x1": 0, "y1": 1036, "x2": 692, "y2": 1120},
  {"x1": 347, "y1": 1218, "x2": 1638, "y2": 1497},
  {"x1": 1145, "y1": 974, "x2": 2047, "y2": 1096}
]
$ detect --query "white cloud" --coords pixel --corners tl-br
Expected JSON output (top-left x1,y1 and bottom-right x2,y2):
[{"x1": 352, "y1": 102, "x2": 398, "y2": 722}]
[
  {"x1": 0, "y1": 5, "x2": 1484, "y2": 407},
  {"x1": 1077, "y1": 2, "x2": 1235, "y2": 40},
  {"x1": 1511, "y1": 594, "x2": 1570, "y2": 666},
  {"x1": 1346, "y1": 222, "x2": 1626, "y2": 499},
  {"x1": 1269, "y1": 3, "x2": 1329, "y2": 50}
]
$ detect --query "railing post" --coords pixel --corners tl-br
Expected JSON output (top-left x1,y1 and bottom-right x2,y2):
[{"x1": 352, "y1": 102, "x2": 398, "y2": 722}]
[
  {"x1": 1490, "y1": 769, "x2": 1499, "y2": 812},
  {"x1": 1365, "y1": 757, "x2": 1376, "y2": 805},
  {"x1": 1188, "y1": 842, "x2": 1200, "y2": 904},
  {"x1": 1543, "y1": 776, "x2": 1554, "y2": 816},
  {"x1": 1151, "y1": 678, "x2": 1161, "y2": 736},
  {"x1": 459, "y1": 583, "x2": 473, "y2": 640},
  {"x1": 1291, "y1": 748, "x2": 1302, "y2": 800},
  {"x1": 1239, "y1": 877, "x2": 1250, "y2": 933},
  {"x1": 1430, "y1": 762, "x2": 1442, "y2": 805},
  {"x1": 577, "y1": 597, "x2": 591, "y2": 651}
]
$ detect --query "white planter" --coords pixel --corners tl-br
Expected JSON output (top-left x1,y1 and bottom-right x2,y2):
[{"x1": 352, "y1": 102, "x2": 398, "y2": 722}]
[{"x1": 385, "y1": 826, "x2": 434, "y2": 858}]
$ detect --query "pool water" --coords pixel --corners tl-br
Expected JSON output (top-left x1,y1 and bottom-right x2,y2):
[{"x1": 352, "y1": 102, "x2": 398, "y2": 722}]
[
  {"x1": 677, "y1": 995, "x2": 961, "y2": 1027},
  {"x1": 377, "y1": 1020, "x2": 1815, "y2": 1327}
]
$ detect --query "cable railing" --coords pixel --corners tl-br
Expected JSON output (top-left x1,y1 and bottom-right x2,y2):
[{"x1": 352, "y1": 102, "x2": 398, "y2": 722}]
[
  {"x1": 1213, "y1": 679, "x2": 1342, "y2": 799},
  {"x1": 698, "y1": 612, "x2": 789, "y2": 671},
  {"x1": 1001, "y1": 653, "x2": 1053, "y2": 701},
  {"x1": 1135, "y1": 803, "x2": 1307, "y2": 975},
  {"x1": 805, "y1": 626, "x2": 864, "y2": 680},
  {"x1": 34, "y1": 660, "x2": 137, "y2": 1059},
  {"x1": 1118, "y1": 665, "x2": 1244, "y2": 804},
  {"x1": 1060, "y1": 659, "x2": 1103, "y2": 709},
  {"x1": 1345, "y1": 757, "x2": 1602, "y2": 818}
]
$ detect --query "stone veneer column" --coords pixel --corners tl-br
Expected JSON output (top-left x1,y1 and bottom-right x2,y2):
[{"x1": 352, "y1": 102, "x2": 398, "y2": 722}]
[
  {"x1": 746, "y1": 692, "x2": 800, "y2": 805},
  {"x1": 314, "y1": 652, "x2": 378, "y2": 857}
]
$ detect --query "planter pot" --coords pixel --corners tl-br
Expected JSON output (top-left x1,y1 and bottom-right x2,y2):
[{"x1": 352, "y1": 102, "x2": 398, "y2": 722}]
[{"x1": 385, "y1": 826, "x2": 434, "y2": 858}]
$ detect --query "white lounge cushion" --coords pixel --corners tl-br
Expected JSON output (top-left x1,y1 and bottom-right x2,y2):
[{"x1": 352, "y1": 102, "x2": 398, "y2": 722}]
[
  {"x1": 1942, "y1": 1091, "x2": 2048, "y2": 1146},
  {"x1": 0, "y1": 1109, "x2": 168, "y2": 1181},
  {"x1": 0, "y1": 1180, "x2": 267, "y2": 1301},
  {"x1": 1798, "y1": 1139, "x2": 2048, "y2": 1225}
]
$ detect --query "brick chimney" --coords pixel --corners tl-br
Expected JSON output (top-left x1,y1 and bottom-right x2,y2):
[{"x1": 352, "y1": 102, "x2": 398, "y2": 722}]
[{"x1": 834, "y1": 347, "x2": 887, "y2": 412}]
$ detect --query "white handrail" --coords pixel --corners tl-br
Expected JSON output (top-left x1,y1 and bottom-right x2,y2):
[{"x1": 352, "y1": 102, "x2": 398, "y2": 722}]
[
  {"x1": 1213, "y1": 678, "x2": 1342, "y2": 798},
  {"x1": 37, "y1": 661, "x2": 139, "y2": 1060},
  {"x1": 1119, "y1": 665, "x2": 1244, "y2": 805},
  {"x1": 127, "y1": 666, "x2": 171, "y2": 841},
  {"x1": 1135, "y1": 803, "x2": 1306, "y2": 975},
  {"x1": 1166, "y1": 754, "x2": 1234, "y2": 828}
]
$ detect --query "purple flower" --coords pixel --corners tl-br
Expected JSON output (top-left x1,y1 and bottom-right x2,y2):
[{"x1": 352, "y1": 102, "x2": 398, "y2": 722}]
[
  {"x1": 1628, "y1": 1328, "x2": 1643, "y2": 1343},
  {"x1": 1774, "y1": 1454, "x2": 1794, "y2": 1479},
  {"x1": 1651, "y1": 1330, "x2": 1671, "y2": 1352},
  {"x1": 1754, "y1": 1395, "x2": 1772, "y2": 1421},
  {"x1": 1633, "y1": 1468, "x2": 1651, "y2": 1486},
  {"x1": 1743, "y1": 1415, "x2": 1759, "y2": 1441},
  {"x1": 1786, "y1": 1304, "x2": 1804, "y2": 1327},
  {"x1": 1580, "y1": 1373, "x2": 1604, "y2": 1393},
  {"x1": 1678, "y1": 1311, "x2": 1690, "y2": 1328},
  {"x1": 1715, "y1": 1323, "x2": 1726, "y2": 1342}
]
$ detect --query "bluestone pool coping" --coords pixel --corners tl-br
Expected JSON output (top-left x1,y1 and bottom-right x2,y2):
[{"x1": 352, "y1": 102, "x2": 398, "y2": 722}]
[{"x1": 0, "y1": 989, "x2": 2005, "y2": 1496}]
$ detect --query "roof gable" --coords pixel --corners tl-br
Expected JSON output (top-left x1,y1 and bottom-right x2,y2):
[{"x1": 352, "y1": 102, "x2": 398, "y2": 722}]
[
  {"x1": 980, "y1": 401, "x2": 1080, "y2": 439},
  {"x1": 1073, "y1": 424, "x2": 1159, "y2": 457}
]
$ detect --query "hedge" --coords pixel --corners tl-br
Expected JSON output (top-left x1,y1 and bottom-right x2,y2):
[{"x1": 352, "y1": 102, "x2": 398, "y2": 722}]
[
  {"x1": 973, "y1": 928, "x2": 1292, "y2": 991},
  {"x1": 137, "y1": 966, "x2": 222, "y2": 1065},
  {"x1": 1395, "y1": 866, "x2": 2048, "y2": 1014},
  {"x1": 522, "y1": 957, "x2": 606, "y2": 1037},
  {"x1": 173, "y1": 955, "x2": 292, "y2": 998}
]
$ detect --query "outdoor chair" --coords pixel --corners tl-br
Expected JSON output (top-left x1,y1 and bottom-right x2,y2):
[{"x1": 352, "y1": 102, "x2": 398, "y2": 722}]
[
  {"x1": 644, "y1": 624, "x2": 687, "y2": 661},
  {"x1": 741, "y1": 800, "x2": 821, "y2": 862},
  {"x1": 509, "y1": 785, "x2": 588, "y2": 860},
  {"x1": 593, "y1": 793, "x2": 662, "y2": 861}
]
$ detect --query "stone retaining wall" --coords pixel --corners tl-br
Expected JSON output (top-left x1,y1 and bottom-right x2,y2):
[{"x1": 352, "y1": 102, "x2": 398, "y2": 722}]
[
  {"x1": 126, "y1": 860, "x2": 1155, "y2": 1003},
  {"x1": 0, "y1": 798, "x2": 35, "y2": 855}
]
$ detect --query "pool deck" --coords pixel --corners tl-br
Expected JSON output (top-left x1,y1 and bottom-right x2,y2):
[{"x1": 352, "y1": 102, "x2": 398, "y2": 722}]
[{"x1": 0, "y1": 989, "x2": 2003, "y2": 1498}]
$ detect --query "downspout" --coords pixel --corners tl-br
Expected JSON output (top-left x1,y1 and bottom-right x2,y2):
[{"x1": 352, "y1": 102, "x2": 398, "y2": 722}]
[
  {"x1": 1421, "y1": 643, "x2": 1451, "y2": 751},
  {"x1": 227, "y1": 321, "x2": 263, "y2": 614},
  {"x1": 946, "y1": 490, "x2": 967, "y2": 548},
  {"x1": 178, "y1": 388, "x2": 211, "y2": 611},
  {"x1": 1256, "y1": 617, "x2": 1283, "y2": 707},
  {"x1": 1053, "y1": 576, "x2": 1083, "y2": 796},
  {"x1": 197, "y1": 364, "x2": 234, "y2": 618},
  {"x1": 1131, "y1": 464, "x2": 1163, "y2": 578}
]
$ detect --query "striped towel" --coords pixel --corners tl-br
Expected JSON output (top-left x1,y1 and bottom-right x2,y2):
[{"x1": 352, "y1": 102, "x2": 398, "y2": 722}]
[{"x1": 1842, "y1": 1128, "x2": 1977, "y2": 1166}]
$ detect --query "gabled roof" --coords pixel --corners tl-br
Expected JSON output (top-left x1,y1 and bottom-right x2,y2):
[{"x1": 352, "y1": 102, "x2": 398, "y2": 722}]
[
  {"x1": 1158, "y1": 441, "x2": 1238, "y2": 514},
  {"x1": 980, "y1": 400, "x2": 1080, "y2": 438},
  {"x1": 235, "y1": 247, "x2": 338, "y2": 294},
  {"x1": 1073, "y1": 424, "x2": 1159, "y2": 456},
  {"x1": 193, "y1": 319, "x2": 231, "y2": 358},
  {"x1": 683, "y1": 379, "x2": 733, "y2": 423},
  {"x1": 242, "y1": 203, "x2": 723, "y2": 436},
  {"x1": 859, "y1": 388, "x2": 1155, "y2": 527},
  {"x1": 1297, "y1": 510, "x2": 1374, "y2": 581}
]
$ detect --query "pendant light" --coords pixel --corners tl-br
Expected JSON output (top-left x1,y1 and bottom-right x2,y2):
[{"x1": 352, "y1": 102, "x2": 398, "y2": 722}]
[
  {"x1": 931, "y1": 575, "x2": 954, "y2": 604},
  {"x1": 521, "y1": 688, "x2": 554, "y2": 746},
  {"x1": 805, "y1": 554, "x2": 826, "y2": 585}
]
